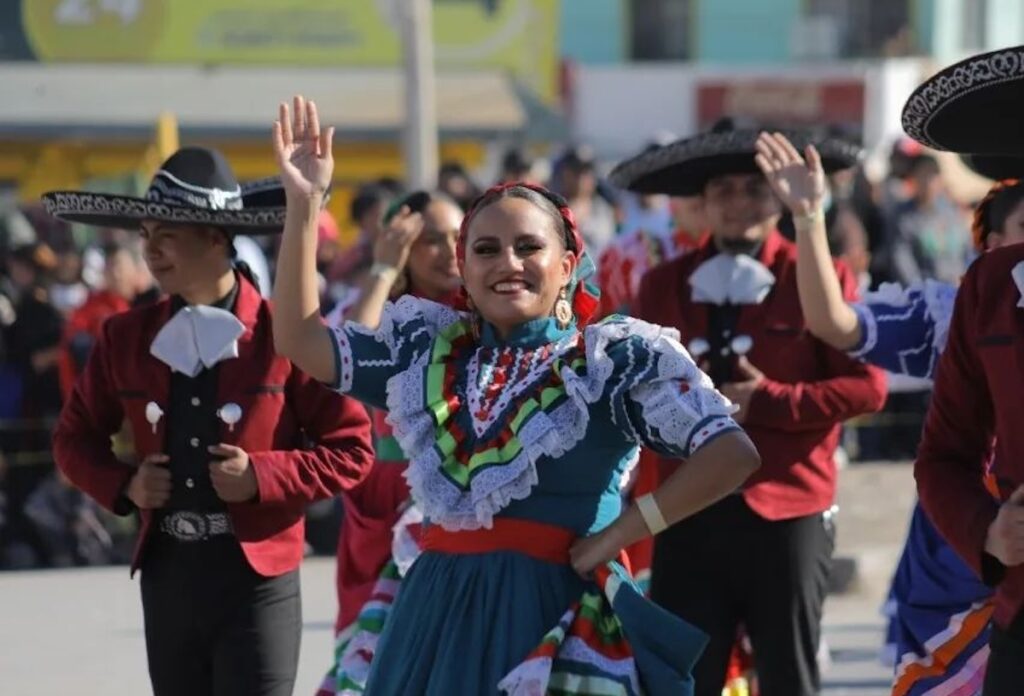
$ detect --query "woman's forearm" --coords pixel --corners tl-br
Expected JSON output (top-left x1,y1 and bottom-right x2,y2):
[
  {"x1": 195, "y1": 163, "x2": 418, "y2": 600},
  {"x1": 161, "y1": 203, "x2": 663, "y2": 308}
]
[
  {"x1": 272, "y1": 194, "x2": 336, "y2": 383},
  {"x1": 612, "y1": 431, "x2": 761, "y2": 549},
  {"x1": 794, "y1": 213, "x2": 862, "y2": 351},
  {"x1": 344, "y1": 268, "x2": 399, "y2": 330}
]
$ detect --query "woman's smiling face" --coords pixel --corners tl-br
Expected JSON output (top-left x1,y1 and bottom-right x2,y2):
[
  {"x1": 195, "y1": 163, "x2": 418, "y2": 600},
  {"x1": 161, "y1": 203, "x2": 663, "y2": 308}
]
[{"x1": 461, "y1": 194, "x2": 576, "y2": 338}]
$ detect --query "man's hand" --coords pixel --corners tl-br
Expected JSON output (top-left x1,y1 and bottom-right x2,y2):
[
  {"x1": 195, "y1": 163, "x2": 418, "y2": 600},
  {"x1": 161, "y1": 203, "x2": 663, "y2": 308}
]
[
  {"x1": 209, "y1": 444, "x2": 258, "y2": 503},
  {"x1": 720, "y1": 356, "x2": 765, "y2": 423},
  {"x1": 126, "y1": 454, "x2": 172, "y2": 509},
  {"x1": 985, "y1": 485, "x2": 1024, "y2": 567}
]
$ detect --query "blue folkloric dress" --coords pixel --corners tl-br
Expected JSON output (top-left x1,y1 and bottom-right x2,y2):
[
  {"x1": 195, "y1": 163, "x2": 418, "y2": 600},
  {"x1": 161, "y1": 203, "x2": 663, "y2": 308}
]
[
  {"x1": 851, "y1": 280, "x2": 994, "y2": 696},
  {"x1": 323, "y1": 296, "x2": 741, "y2": 695}
]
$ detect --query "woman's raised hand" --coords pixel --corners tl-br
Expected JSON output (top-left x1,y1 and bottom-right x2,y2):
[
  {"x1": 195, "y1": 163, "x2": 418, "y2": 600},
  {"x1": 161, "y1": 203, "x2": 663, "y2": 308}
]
[
  {"x1": 273, "y1": 95, "x2": 335, "y2": 201},
  {"x1": 754, "y1": 132, "x2": 826, "y2": 217},
  {"x1": 374, "y1": 206, "x2": 424, "y2": 271}
]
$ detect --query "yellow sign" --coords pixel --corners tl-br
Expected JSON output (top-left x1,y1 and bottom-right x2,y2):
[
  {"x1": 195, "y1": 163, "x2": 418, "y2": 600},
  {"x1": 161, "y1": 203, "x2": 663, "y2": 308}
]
[{"x1": 22, "y1": 0, "x2": 559, "y2": 101}]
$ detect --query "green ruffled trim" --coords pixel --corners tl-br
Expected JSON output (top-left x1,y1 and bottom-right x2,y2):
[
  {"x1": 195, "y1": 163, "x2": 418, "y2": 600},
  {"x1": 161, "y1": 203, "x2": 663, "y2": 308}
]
[{"x1": 423, "y1": 321, "x2": 587, "y2": 492}]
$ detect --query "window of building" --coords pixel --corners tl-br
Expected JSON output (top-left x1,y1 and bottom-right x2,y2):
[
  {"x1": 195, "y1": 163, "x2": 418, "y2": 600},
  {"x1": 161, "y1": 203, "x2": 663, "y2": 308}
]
[
  {"x1": 629, "y1": 0, "x2": 694, "y2": 61},
  {"x1": 961, "y1": 0, "x2": 987, "y2": 51},
  {"x1": 804, "y1": 0, "x2": 914, "y2": 58}
]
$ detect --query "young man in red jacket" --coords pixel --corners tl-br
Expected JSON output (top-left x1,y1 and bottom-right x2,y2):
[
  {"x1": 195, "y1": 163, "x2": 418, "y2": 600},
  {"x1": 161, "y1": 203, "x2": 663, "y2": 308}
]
[
  {"x1": 611, "y1": 120, "x2": 887, "y2": 696},
  {"x1": 43, "y1": 147, "x2": 374, "y2": 696}
]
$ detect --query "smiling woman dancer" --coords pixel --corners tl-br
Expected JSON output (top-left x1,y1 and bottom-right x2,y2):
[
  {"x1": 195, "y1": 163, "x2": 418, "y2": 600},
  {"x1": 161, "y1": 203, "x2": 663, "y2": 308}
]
[{"x1": 272, "y1": 96, "x2": 761, "y2": 695}]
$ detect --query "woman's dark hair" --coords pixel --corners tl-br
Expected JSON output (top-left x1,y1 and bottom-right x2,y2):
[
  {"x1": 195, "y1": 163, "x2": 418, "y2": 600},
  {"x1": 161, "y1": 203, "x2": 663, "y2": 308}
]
[
  {"x1": 383, "y1": 189, "x2": 461, "y2": 225},
  {"x1": 987, "y1": 184, "x2": 1024, "y2": 236},
  {"x1": 350, "y1": 186, "x2": 389, "y2": 225},
  {"x1": 382, "y1": 190, "x2": 463, "y2": 298},
  {"x1": 466, "y1": 185, "x2": 574, "y2": 253},
  {"x1": 973, "y1": 180, "x2": 1024, "y2": 250}
]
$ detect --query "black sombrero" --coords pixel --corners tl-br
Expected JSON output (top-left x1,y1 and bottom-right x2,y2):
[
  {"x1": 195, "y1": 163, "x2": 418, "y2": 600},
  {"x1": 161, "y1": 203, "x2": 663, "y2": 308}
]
[
  {"x1": 609, "y1": 119, "x2": 863, "y2": 196},
  {"x1": 41, "y1": 147, "x2": 287, "y2": 235},
  {"x1": 962, "y1": 154, "x2": 1024, "y2": 181},
  {"x1": 902, "y1": 46, "x2": 1024, "y2": 155}
]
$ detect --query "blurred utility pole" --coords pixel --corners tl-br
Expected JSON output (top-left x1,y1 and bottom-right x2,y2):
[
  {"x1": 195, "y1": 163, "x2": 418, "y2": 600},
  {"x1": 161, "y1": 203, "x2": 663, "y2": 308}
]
[{"x1": 400, "y1": 0, "x2": 439, "y2": 190}]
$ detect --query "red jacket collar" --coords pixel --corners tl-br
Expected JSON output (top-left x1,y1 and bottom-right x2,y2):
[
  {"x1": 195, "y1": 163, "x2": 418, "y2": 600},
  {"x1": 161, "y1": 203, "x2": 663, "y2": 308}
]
[
  {"x1": 233, "y1": 273, "x2": 263, "y2": 331},
  {"x1": 696, "y1": 229, "x2": 785, "y2": 267}
]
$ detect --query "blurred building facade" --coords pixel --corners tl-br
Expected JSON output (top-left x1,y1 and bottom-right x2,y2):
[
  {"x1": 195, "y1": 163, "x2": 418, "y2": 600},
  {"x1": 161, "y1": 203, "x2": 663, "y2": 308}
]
[
  {"x1": 558, "y1": 0, "x2": 1024, "y2": 164},
  {"x1": 561, "y1": 0, "x2": 1024, "y2": 65},
  {"x1": 0, "y1": 0, "x2": 565, "y2": 242},
  {"x1": 3, "y1": 0, "x2": 1024, "y2": 220}
]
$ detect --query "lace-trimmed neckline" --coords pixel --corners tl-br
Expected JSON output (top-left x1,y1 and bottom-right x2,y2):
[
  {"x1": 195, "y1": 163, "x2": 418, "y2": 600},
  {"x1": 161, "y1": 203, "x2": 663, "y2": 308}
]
[{"x1": 478, "y1": 315, "x2": 577, "y2": 349}]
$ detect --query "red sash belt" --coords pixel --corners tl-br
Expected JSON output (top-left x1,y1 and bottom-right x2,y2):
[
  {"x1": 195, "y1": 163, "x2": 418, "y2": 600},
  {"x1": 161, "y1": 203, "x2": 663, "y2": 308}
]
[
  {"x1": 421, "y1": 518, "x2": 576, "y2": 565},
  {"x1": 422, "y1": 518, "x2": 634, "y2": 576}
]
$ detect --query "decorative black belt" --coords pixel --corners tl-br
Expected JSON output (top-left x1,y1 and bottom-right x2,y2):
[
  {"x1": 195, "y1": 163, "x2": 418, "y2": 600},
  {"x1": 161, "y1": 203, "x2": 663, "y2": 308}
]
[{"x1": 157, "y1": 511, "x2": 233, "y2": 542}]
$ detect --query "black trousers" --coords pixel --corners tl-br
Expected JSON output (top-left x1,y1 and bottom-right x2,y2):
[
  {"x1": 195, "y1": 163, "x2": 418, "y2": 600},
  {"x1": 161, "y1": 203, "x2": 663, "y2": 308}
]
[
  {"x1": 651, "y1": 496, "x2": 834, "y2": 696},
  {"x1": 140, "y1": 535, "x2": 302, "y2": 696},
  {"x1": 983, "y1": 610, "x2": 1024, "y2": 695}
]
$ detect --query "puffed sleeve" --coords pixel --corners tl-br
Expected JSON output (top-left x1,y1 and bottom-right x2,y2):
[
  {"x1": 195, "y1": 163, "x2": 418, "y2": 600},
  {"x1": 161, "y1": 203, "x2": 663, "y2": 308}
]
[
  {"x1": 848, "y1": 279, "x2": 956, "y2": 380},
  {"x1": 574, "y1": 316, "x2": 742, "y2": 458},
  {"x1": 327, "y1": 296, "x2": 464, "y2": 410}
]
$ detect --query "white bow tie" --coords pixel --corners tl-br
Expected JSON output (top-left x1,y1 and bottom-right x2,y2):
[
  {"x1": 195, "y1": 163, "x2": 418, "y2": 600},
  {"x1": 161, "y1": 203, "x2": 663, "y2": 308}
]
[
  {"x1": 689, "y1": 253, "x2": 775, "y2": 305},
  {"x1": 150, "y1": 305, "x2": 246, "y2": 377}
]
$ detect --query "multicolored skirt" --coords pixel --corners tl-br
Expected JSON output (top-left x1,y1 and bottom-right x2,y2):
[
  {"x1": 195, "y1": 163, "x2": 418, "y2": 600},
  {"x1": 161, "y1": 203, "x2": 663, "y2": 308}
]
[
  {"x1": 320, "y1": 515, "x2": 707, "y2": 695},
  {"x1": 884, "y1": 503, "x2": 993, "y2": 696}
]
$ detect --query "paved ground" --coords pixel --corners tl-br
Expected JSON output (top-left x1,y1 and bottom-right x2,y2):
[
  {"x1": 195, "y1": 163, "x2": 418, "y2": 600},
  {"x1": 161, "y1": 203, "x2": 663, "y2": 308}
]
[{"x1": 0, "y1": 461, "x2": 914, "y2": 695}]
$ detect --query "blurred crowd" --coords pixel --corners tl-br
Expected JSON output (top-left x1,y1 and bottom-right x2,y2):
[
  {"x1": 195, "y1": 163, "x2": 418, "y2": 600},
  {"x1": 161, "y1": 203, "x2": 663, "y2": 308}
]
[{"x1": 0, "y1": 137, "x2": 978, "y2": 570}]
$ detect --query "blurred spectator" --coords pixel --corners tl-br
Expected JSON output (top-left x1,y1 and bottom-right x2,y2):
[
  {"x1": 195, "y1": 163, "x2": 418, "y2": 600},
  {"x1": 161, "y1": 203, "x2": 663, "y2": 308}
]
[
  {"x1": 438, "y1": 161, "x2": 481, "y2": 211},
  {"x1": 0, "y1": 451, "x2": 30, "y2": 569},
  {"x1": 554, "y1": 145, "x2": 618, "y2": 256},
  {"x1": 832, "y1": 207, "x2": 873, "y2": 293},
  {"x1": 373, "y1": 176, "x2": 406, "y2": 199},
  {"x1": 22, "y1": 472, "x2": 130, "y2": 567},
  {"x1": 620, "y1": 192, "x2": 673, "y2": 240},
  {"x1": 50, "y1": 247, "x2": 88, "y2": 315},
  {"x1": 58, "y1": 240, "x2": 143, "y2": 399},
  {"x1": 0, "y1": 451, "x2": 6, "y2": 533},
  {"x1": 880, "y1": 154, "x2": 972, "y2": 286},
  {"x1": 324, "y1": 186, "x2": 391, "y2": 315},
  {"x1": 4, "y1": 241, "x2": 64, "y2": 426},
  {"x1": 0, "y1": 283, "x2": 18, "y2": 420},
  {"x1": 669, "y1": 195, "x2": 709, "y2": 246},
  {"x1": 315, "y1": 207, "x2": 341, "y2": 272},
  {"x1": 498, "y1": 147, "x2": 545, "y2": 186},
  {"x1": 886, "y1": 137, "x2": 925, "y2": 190},
  {"x1": 0, "y1": 209, "x2": 37, "y2": 252},
  {"x1": 0, "y1": 241, "x2": 64, "y2": 569}
]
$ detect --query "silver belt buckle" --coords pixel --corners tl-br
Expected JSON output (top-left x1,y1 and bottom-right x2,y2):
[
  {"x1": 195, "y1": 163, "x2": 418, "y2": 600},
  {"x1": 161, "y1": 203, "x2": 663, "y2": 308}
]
[
  {"x1": 160, "y1": 511, "x2": 231, "y2": 542},
  {"x1": 822, "y1": 504, "x2": 839, "y2": 533}
]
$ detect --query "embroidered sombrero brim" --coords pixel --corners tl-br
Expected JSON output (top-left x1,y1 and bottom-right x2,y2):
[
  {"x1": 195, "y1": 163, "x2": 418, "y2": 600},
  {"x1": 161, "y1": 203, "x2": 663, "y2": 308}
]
[
  {"x1": 902, "y1": 46, "x2": 1024, "y2": 154},
  {"x1": 609, "y1": 130, "x2": 863, "y2": 196},
  {"x1": 41, "y1": 178, "x2": 287, "y2": 235},
  {"x1": 961, "y1": 154, "x2": 1024, "y2": 181}
]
